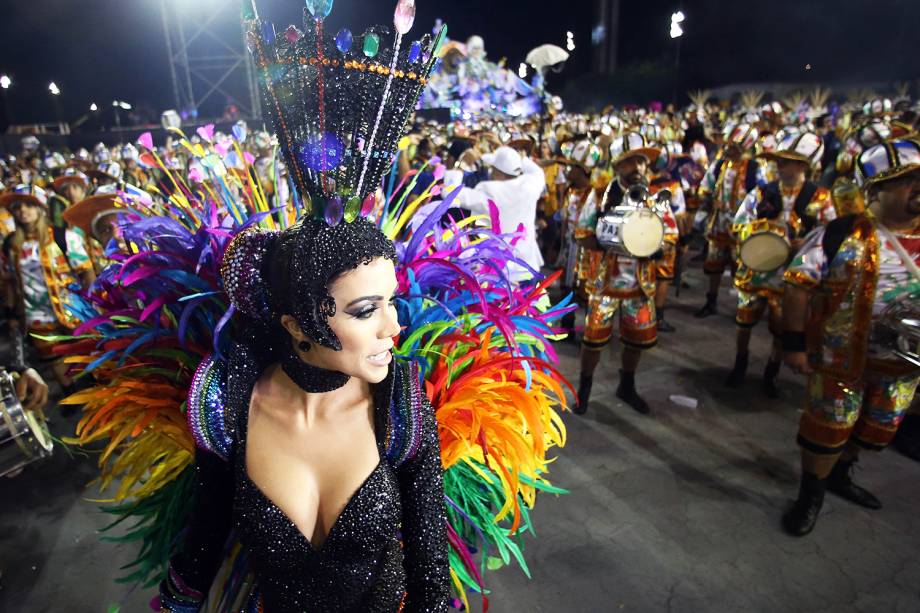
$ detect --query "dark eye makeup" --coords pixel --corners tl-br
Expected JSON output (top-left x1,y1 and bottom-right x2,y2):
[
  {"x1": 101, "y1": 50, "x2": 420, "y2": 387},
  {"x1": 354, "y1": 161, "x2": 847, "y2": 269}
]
[{"x1": 347, "y1": 294, "x2": 398, "y2": 320}]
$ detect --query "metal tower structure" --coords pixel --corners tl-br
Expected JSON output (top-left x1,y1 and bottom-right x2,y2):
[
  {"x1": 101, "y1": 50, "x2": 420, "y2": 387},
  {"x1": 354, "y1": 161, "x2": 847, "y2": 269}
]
[
  {"x1": 592, "y1": 0, "x2": 621, "y2": 75},
  {"x1": 159, "y1": 0, "x2": 261, "y2": 121}
]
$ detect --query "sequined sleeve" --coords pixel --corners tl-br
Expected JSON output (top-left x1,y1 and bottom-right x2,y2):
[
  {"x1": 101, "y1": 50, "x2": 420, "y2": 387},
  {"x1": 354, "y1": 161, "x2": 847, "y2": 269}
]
[
  {"x1": 64, "y1": 228, "x2": 93, "y2": 273},
  {"x1": 733, "y1": 187, "x2": 760, "y2": 229},
  {"x1": 805, "y1": 187, "x2": 837, "y2": 226},
  {"x1": 784, "y1": 226, "x2": 828, "y2": 290},
  {"x1": 670, "y1": 185, "x2": 687, "y2": 217},
  {"x1": 397, "y1": 393, "x2": 450, "y2": 612},
  {"x1": 158, "y1": 448, "x2": 236, "y2": 612},
  {"x1": 574, "y1": 189, "x2": 601, "y2": 239},
  {"x1": 698, "y1": 160, "x2": 718, "y2": 198},
  {"x1": 754, "y1": 160, "x2": 769, "y2": 188},
  {"x1": 160, "y1": 348, "x2": 255, "y2": 612}
]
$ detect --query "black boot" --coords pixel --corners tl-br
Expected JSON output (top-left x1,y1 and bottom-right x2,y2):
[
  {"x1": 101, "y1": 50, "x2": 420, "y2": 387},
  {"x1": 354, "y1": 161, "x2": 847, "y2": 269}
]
[
  {"x1": 782, "y1": 472, "x2": 826, "y2": 537},
  {"x1": 763, "y1": 359, "x2": 781, "y2": 399},
  {"x1": 574, "y1": 375, "x2": 592, "y2": 415},
  {"x1": 724, "y1": 352, "x2": 749, "y2": 387},
  {"x1": 656, "y1": 309, "x2": 676, "y2": 333},
  {"x1": 827, "y1": 457, "x2": 882, "y2": 509},
  {"x1": 694, "y1": 292, "x2": 718, "y2": 318},
  {"x1": 616, "y1": 369, "x2": 650, "y2": 415}
]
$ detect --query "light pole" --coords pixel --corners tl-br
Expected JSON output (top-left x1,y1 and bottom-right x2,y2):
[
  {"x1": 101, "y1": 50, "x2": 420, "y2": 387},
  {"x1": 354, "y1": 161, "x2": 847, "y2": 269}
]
[
  {"x1": 112, "y1": 100, "x2": 132, "y2": 142},
  {"x1": 0, "y1": 74, "x2": 11, "y2": 128},
  {"x1": 669, "y1": 11, "x2": 685, "y2": 105}
]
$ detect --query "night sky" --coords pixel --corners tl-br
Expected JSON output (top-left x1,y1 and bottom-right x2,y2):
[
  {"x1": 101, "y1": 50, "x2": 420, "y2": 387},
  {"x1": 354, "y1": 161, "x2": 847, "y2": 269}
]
[{"x1": 0, "y1": 0, "x2": 918, "y2": 125}]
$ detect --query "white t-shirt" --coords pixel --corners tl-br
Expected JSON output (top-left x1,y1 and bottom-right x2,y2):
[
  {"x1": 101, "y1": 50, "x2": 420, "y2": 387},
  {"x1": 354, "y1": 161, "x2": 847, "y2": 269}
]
[{"x1": 454, "y1": 156, "x2": 546, "y2": 281}]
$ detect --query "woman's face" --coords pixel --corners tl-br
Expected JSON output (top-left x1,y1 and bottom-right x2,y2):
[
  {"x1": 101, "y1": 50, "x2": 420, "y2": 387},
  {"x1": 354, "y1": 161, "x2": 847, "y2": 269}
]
[
  {"x1": 286, "y1": 257, "x2": 401, "y2": 385},
  {"x1": 12, "y1": 202, "x2": 42, "y2": 225}
]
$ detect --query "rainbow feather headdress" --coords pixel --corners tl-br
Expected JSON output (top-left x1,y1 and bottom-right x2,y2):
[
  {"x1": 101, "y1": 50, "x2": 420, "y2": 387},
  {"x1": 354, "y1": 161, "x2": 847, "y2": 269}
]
[{"x1": 243, "y1": 0, "x2": 446, "y2": 224}]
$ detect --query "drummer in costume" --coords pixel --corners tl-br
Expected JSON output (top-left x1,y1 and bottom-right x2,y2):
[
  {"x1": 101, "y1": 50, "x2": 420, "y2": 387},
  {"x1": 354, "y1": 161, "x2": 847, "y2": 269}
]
[
  {"x1": 649, "y1": 142, "x2": 688, "y2": 333},
  {"x1": 727, "y1": 132, "x2": 835, "y2": 396},
  {"x1": 695, "y1": 122, "x2": 767, "y2": 317},
  {"x1": 574, "y1": 132, "x2": 670, "y2": 415},
  {"x1": 558, "y1": 139, "x2": 603, "y2": 302},
  {"x1": 781, "y1": 139, "x2": 920, "y2": 536}
]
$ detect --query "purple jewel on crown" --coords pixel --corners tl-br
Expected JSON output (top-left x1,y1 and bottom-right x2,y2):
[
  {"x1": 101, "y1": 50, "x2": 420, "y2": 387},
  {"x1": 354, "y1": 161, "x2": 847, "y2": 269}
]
[{"x1": 242, "y1": 0, "x2": 446, "y2": 224}]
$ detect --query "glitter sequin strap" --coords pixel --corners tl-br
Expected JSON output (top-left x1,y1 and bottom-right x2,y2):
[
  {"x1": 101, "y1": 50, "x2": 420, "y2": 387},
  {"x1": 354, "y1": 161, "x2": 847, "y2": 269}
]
[
  {"x1": 187, "y1": 354, "x2": 233, "y2": 461},
  {"x1": 391, "y1": 359, "x2": 451, "y2": 611},
  {"x1": 156, "y1": 566, "x2": 205, "y2": 612},
  {"x1": 384, "y1": 359, "x2": 425, "y2": 468}
]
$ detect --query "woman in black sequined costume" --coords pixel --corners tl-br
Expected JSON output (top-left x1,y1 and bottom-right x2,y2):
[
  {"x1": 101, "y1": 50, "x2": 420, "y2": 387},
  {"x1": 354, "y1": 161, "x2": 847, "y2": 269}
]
[{"x1": 158, "y1": 217, "x2": 450, "y2": 612}]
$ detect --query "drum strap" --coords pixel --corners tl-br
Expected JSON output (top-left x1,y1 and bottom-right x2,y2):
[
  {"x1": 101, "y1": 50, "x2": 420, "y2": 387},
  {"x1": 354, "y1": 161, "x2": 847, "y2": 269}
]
[
  {"x1": 875, "y1": 220, "x2": 920, "y2": 284},
  {"x1": 744, "y1": 158, "x2": 760, "y2": 192},
  {"x1": 760, "y1": 181, "x2": 819, "y2": 234},
  {"x1": 822, "y1": 214, "x2": 858, "y2": 262},
  {"x1": 601, "y1": 181, "x2": 625, "y2": 214},
  {"x1": 793, "y1": 182, "x2": 819, "y2": 235}
]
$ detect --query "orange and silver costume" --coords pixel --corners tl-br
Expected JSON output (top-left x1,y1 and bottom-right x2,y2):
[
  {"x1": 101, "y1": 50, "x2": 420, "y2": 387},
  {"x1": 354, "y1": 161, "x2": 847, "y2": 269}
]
[
  {"x1": 575, "y1": 179, "x2": 672, "y2": 350},
  {"x1": 786, "y1": 210, "x2": 920, "y2": 454},
  {"x1": 733, "y1": 180, "x2": 835, "y2": 331}
]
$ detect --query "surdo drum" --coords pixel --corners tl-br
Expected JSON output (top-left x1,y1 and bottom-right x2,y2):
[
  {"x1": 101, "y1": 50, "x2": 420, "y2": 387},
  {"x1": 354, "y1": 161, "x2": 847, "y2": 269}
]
[
  {"x1": 595, "y1": 183, "x2": 665, "y2": 258},
  {"x1": 0, "y1": 369, "x2": 52, "y2": 477}
]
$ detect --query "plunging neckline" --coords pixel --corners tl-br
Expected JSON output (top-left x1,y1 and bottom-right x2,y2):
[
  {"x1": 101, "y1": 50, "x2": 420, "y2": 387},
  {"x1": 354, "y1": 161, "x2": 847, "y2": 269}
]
[
  {"x1": 238, "y1": 361, "x2": 395, "y2": 554},
  {"x1": 243, "y1": 450, "x2": 385, "y2": 555}
]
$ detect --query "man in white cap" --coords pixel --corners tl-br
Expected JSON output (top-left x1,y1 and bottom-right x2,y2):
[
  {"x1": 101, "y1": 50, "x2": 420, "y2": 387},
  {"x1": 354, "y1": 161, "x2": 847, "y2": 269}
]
[
  {"x1": 781, "y1": 139, "x2": 920, "y2": 536},
  {"x1": 454, "y1": 145, "x2": 545, "y2": 282}
]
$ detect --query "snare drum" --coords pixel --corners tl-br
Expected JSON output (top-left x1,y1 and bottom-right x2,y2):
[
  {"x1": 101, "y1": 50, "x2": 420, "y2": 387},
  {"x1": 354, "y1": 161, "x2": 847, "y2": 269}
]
[
  {"x1": 596, "y1": 205, "x2": 664, "y2": 258},
  {"x1": 0, "y1": 369, "x2": 52, "y2": 477},
  {"x1": 739, "y1": 231, "x2": 791, "y2": 272}
]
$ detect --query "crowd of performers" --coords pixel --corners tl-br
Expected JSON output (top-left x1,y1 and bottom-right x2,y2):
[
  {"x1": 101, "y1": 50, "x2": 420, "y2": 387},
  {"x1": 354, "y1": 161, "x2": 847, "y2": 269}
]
[{"x1": 1, "y1": 82, "x2": 919, "y2": 608}]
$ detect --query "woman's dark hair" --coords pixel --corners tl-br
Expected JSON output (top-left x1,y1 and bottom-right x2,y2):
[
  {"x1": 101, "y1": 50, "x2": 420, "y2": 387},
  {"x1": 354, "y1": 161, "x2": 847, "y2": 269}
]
[
  {"x1": 265, "y1": 216, "x2": 397, "y2": 350},
  {"x1": 223, "y1": 216, "x2": 397, "y2": 359}
]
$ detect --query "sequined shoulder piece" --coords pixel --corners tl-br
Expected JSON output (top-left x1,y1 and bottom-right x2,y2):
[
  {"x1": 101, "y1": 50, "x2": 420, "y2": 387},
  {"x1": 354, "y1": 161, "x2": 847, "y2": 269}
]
[
  {"x1": 187, "y1": 344, "x2": 261, "y2": 461},
  {"x1": 383, "y1": 359, "x2": 426, "y2": 469}
]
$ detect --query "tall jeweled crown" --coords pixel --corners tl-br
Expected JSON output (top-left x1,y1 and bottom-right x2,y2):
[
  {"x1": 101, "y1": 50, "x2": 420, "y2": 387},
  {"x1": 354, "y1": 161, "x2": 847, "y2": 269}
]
[{"x1": 242, "y1": 0, "x2": 446, "y2": 224}]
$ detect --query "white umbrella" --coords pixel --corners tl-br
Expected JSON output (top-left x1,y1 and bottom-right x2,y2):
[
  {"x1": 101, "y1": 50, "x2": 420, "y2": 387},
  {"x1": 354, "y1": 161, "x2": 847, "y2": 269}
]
[{"x1": 525, "y1": 44, "x2": 569, "y2": 70}]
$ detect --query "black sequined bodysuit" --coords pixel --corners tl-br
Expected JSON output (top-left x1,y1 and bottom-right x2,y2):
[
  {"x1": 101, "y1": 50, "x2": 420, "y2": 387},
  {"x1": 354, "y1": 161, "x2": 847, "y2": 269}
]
[
  {"x1": 161, "y1": 346, "x2": 450, "y2": 613},
  {"x1": 234, "y1": 407, "x2": 408, "y2": 611}
]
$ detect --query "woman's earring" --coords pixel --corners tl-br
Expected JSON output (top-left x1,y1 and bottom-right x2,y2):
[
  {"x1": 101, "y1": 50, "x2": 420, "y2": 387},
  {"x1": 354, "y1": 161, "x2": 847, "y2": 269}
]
[{"x1": 298, "y1": 340, "x2": 311, "y2": 352}]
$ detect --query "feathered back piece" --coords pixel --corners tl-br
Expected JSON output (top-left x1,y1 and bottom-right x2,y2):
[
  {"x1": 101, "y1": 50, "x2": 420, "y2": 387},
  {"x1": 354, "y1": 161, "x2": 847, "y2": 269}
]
[
  {"x1": 378, "y1": 177, "x2": 574, "y2": 610},
  {"x1": 50, "y1": 126, "x2": 288, "y2": 585}
]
